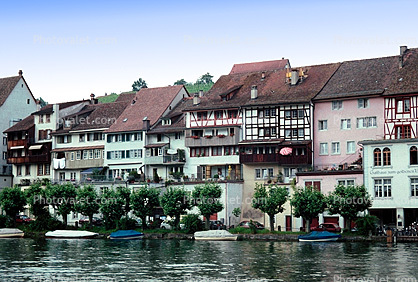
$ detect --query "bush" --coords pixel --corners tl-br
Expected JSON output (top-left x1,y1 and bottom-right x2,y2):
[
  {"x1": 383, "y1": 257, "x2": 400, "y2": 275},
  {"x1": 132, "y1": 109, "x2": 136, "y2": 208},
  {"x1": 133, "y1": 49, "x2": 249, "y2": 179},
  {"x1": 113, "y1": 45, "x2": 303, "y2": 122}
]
[
  {"x1": 249, "y1": 220, "x2": 258, "y2": 234},
  {"x1": 355, "y1": 214, "x2": 378, "y2": 236},
  {"x1": 0, "y1": 215, "x2": 7, "y2": 228},
  {"x1": 117, "y1": 217, "x2": 137, "y2": 230},
  {"x1": 28, "y1": 216, "x2": 64, "y2": 231},
  {"x1": 181, "y1": 214, "x2": 204, "y2": 234}
]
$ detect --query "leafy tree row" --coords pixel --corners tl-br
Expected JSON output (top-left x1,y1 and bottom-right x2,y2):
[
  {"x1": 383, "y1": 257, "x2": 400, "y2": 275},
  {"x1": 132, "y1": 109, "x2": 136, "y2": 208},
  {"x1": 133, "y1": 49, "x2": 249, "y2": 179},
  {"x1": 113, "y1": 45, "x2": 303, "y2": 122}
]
[{"x1": 252, "y1": 183, "x2": 372, "y2": 232}]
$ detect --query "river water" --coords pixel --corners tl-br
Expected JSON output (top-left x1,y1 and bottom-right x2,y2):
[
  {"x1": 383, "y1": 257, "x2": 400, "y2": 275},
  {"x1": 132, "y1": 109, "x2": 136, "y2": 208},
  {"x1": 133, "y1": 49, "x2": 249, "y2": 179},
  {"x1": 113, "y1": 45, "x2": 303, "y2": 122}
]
[{"x1": 0, "y1": 238, "x2": 417, "y2": 282}]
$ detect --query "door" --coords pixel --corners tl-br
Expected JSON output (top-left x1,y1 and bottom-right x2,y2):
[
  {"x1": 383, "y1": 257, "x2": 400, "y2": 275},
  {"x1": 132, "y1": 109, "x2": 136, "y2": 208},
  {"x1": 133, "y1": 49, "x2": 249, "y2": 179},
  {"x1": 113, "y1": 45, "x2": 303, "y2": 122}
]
[{"x1": 286, "y1": 215, "x2": 292, "y2": 231}]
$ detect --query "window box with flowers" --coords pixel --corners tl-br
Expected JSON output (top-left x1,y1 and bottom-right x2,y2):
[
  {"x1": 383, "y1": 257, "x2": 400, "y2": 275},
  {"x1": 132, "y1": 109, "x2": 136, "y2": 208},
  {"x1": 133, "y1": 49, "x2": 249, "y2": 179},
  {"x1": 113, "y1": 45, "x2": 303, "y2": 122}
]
[
  {"x1": 191, "y1": 136, "x2": 200, "y2": 139},
  {"x1": 217, "y1": 134, "x2": 226, "y2": 138},
  {"x1": 205, "y1": 135, "x2": 213, "y2": 139}
]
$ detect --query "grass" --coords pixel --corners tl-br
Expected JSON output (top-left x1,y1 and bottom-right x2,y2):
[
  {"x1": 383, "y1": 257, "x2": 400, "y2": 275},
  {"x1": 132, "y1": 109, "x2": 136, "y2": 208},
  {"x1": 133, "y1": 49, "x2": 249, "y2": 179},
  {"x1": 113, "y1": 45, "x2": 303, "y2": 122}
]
[
  {"x1": 97, "y1": 93, "x2": 119, "y2": 103},
  {"x1": 229, "y1": 227, "x2": 305, "y2": 235},
  {"x1": 185, "y1": 83, "x2": 213, "y2": 94}
]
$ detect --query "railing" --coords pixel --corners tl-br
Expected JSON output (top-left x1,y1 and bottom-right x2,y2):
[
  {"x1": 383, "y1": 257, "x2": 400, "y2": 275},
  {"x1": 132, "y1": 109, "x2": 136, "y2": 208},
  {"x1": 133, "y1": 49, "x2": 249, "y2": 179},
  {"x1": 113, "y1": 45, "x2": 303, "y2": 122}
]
[
  {"x1": 7, "y1": 139, "x2": 28, "y2": 148},
  {"x1": 240, "y1": 153, "x2": 311, "y2": 165},
  {"x1": 185, "y1": 134, "x2": 240, "y2": 147},
  {"x1": 7, "y1": 154, "x2": 50, "y2": 164}
]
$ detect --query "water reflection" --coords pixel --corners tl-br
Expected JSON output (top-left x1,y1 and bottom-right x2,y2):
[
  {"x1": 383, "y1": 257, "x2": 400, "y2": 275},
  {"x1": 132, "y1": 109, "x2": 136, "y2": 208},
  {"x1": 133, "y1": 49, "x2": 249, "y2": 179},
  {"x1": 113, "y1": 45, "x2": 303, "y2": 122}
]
[{"x1": 0, "y1": 239, "x2": 417, "y2": 281}]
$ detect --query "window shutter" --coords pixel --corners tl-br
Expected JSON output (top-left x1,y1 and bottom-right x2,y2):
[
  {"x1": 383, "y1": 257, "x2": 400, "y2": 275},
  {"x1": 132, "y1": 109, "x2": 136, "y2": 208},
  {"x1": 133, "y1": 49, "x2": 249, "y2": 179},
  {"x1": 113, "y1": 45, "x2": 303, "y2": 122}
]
[{"x1": 107, "y1": 152, "x2": 111, "y2": 159}]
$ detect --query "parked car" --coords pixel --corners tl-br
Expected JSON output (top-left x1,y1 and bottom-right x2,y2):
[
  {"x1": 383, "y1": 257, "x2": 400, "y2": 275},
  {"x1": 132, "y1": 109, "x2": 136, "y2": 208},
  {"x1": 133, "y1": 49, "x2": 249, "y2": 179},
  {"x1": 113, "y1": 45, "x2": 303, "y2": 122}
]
[
  {"x1": 15, "y1": 215, "x2": 32, "y2": 224},
  {"x1": 209, "y1": 220, "x2": 225, "y2": 230},
  {"x1": 238, "y1": 220, "x2": 265, "y2": 229},
  {"x1": 78, "y1": 216, "x2": 103, "y2": 226},
  {"x1": 160, "y1": 220, "x2": 185, "y2": 230},
  {"x1": 310, "y1": 223, "x2": 341, "y2": 233}
]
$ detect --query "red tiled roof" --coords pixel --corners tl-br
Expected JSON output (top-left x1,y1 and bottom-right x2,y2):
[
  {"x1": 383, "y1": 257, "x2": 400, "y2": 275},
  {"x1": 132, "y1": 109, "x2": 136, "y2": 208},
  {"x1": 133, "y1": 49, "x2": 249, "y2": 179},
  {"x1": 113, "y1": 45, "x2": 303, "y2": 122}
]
[
  {"x1": 385, "y1": 48, "x2": 418, "y2": 95},
  {"x1": 186, "y1": 63, "x2": 340, "y2": 111},
  {"x1": 115, "y1": 91, "x2": 136, "y2": 103},
  {"x1": 0, "y1": 73, "x2": 36, "y2": 107},
  {"x1": 52, "y1": 145, "x2": 104, "y2": 152},
  {"x1": 229, "y1": 59, "x2": 290, "y2": 75},
  {"x1": 4, "y1": 115, "x2": 34, "y2": 133},
  {"x1": 32, "y1": 100, "x2": 89, "y2": 115},
  {"x1": 107, "y1": 85, "x2": 187, "y2": 133}
]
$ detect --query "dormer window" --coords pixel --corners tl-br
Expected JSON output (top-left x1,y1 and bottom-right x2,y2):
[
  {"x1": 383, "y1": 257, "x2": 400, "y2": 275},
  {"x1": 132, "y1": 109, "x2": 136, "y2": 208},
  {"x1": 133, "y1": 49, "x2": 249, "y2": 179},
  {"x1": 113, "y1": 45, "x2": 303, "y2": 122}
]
[{"x1": 162, "y1": 119, "x2": 171, "y2": 125}]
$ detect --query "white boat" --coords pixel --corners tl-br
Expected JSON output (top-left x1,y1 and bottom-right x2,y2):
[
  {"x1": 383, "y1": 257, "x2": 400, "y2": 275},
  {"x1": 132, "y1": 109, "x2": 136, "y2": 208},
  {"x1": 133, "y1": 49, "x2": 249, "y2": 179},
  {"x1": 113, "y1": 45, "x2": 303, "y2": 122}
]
[
  {"x1": 194, "y1": 230, "x2": 238, "y2": 241},
  {"x1": 45, "y1": 230, "x2": 98, "y2": 239},
  {"x1": 0, "y1": 228, "x2": 24, "y2": 238}
]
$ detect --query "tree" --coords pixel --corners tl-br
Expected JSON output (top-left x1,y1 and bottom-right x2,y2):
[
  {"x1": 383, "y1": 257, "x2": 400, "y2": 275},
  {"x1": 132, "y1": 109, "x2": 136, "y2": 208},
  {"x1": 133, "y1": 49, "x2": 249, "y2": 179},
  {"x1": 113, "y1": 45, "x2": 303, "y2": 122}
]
[
  {"x1": 25, "y1": 184, "x2": 50, "y2": 219},
  {"x1": 232, "y1": 208, "x2": 241, "y2": 218},
  {"x1": 38, "y1": 97, "x2": 48, "y2": 107},
  {"x1": 327, "y1": 184, "x2": 372, "y2": 230},
  {"x1": 0, "y1": 186, "x2": 26, "y2": 226},
  {"x1": 252, "y1": 183, "x2": 289, "y2": 232},
  {"x1": 290, "y1": 185, "x2": 326, "y2": 232},
  {"x1": 75, "y1": 185, "x2": 100, "y2": 227},
  {"x1": 132, "y1": 78, "x2": 148, "y2": 91},
  {"x1": 160, "y1": 187, "x2": 191, "y2": 230},
  {"x1": 46, "y1": 183, "x2": 77, "y2": 226},
  {"x1": 192, "y1": 183, "x2": 223, "y2": 230},
  {"x1": 100, "y1": 189, "x2": 125, "y2": 229},
  {"x1": 130, "y1": 186, "x2": 160, "y2": 230},
  {"x1": 174, "y1": 79, "x2": 187, "y2": 85},
  {"x1": 196, "y1": 72, "x2": 214, "y2": 85},
  {"x1": 116, "y1": 186, "x2": 131, "y2": 217}
]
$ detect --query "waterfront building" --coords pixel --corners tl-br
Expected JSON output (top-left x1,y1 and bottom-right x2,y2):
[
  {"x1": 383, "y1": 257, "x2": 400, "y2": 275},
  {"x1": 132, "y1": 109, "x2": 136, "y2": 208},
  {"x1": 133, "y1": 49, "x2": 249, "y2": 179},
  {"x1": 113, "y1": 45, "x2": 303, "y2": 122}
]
[{"x1": 0, "y1": 70, "x2": 37, "y2": 187}]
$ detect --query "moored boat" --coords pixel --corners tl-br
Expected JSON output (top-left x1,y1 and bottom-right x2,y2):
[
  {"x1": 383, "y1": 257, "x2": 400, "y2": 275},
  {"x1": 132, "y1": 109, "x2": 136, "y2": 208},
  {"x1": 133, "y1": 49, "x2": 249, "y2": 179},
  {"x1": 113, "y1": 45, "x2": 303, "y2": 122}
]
[
  {"x1": 298, "y1": 231, "x2": 341, "y2": 242},
  {"x1": 194, "y1": 230, "x2": 238, "y2": 241},
  {"x1": 109, "y1": 230, "x2": 144, "y2": 240},
  {"x1": 45, "y1": 230, "x2": 98, "y2": 239},
  {"x1": 0, "y1": 228, "x2": 24, "y2": 238}
]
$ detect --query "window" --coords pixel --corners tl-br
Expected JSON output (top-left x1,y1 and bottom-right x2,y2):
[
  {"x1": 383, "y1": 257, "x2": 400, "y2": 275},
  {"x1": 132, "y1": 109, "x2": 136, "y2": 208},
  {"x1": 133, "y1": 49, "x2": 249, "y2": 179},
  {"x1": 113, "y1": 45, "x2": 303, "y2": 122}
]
[
  {"x1": 89, "y1": 150, "x2": 94, "y2": 159},
  {"x1": 3, "y1": 137, "x2": 6, "y2": 145},
  {"x1": 358, "y1": 98, "x2": 369, "y2": 109},
  {"x1": 212, "y1": 147, "x2": 222, "y2": 156},
  {"x1": 395, "y1": 125, "x2": 411, "y2": 139},
  {"x1": 374, "y1": 148, "x2": 382, "y2": 166},
  {"x1": 374, "y1": 147, "x2": 390, "y2": 166},
  {"x1": 410, "y1": 146, "x2": 418, "y2": 165},
  {"x1": 25, "y1": 165, "x2": 30, "y2": 176},
  {"x1": 79, "y1": 134, "x2": 85, "y2": 142},
  {"x1": 190, "y1": 147, "x2": 209, "y2": 157},
  {"x1": 298, "y1": 129, "x2": 304, "y2": 137},
  {"x1": 45, "y1": 164, "x2": 50, "y2": 175},
  {"x1": 83, "y1": 150, "x2": 88, "y2": 159},
  {"x1": 157, "y1": 134, "x2": 162, "y2": 142},
  {"x1": 70, "y1": 172, "x2": 76, "y2": 180},
  {"x1": 305, "y1": 181, "x2": 321, "y2": 191},
  {"x1": 383, "y1": 147, "x2": 391, "y2": 166},
  {"x1": 76, "y1": 151, "x2": 81, "y2": 160},
  {"x1": 197, "y1": 111, "x2": 208, "y2": 120},
  {"x1": 94, "y1": 149, "x2": 101, "y2": 159},
  {"x1": 411, "y1": 178, "x2": 418, "y2": 197},
  {"x1": 347, "y1": 141, "x2": 356, "y2": 154},
  {"x1": 331, "y1": 142, "x2": 340, "y2": 154},
  {"x1": 46, "y1": 114, "x2": 50, "y2": 123},
  {"x1": 340, "y1": 119, "x2": 351, "y2": 130},
  {"x1": 70, "y1": 152, "x2": 74, "y2": 161},
  {"x1": 357, "y1": 117, "x2": 377, "y2": 128},
  {"x1": 332, "y1": 101, "x2": 343, "y2": 110},
  {"x1": 255, "y1": 168, "x2": 273, "y2": 179},
  {"x1": 374, "y1": 179, "x2": 392, "y2": 198},
  {"x1": 318, "y1": 120, "x2": 327, "y2": 131},
  {"x1": 255, "y1": 169, "x2": 261, "y2": 179},
  {"x1": 396, "y1": 98, "x2": 411, "y2": 113},
  {"x1": 37, "y1": 164, "x2": 43, "y2": 176},
  {"x1": 175, "y1": 132, "x2": 181, "y2": 140},
  {"x1": 2, "y1": 152, "x2": 6, "y2": 160},
  {"x1": 338, "y1": 179, "x2": 355, "y2": 186},
  {"x1": 319, "y1": 143, "x2": 328, "y2": 155},
  {"x1": 215, "y1": 111, "x2": 223, "y2": 119},
  {"x1": 16, "y1": 165, "x2": 22, "y2": 176},
  {"x1": 39, "y1": 115, "x2": 44, "y2": 124},
  {"x1": 228, "y1": 110, "x2": 238, "y2": 119},
  {"x1": 27, "y1": 99, "x2": 30, "y2": 104}
]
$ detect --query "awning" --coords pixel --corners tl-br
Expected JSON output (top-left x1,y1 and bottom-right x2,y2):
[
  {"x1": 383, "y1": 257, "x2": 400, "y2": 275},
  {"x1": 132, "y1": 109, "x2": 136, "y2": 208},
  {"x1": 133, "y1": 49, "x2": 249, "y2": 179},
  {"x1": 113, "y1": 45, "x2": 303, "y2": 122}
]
[
  {"x1": 81, "y1": 167, "x2": 103, "y2": 174},
  {"x1": 144, "y1": 143, "x2": 169, "y2": 148},
  {"x1": 10, "y1": 146, "x2": 24, "y2": 150},
  {"x1": 29, "y1": 145, "x2": 43, "y2": 150}
]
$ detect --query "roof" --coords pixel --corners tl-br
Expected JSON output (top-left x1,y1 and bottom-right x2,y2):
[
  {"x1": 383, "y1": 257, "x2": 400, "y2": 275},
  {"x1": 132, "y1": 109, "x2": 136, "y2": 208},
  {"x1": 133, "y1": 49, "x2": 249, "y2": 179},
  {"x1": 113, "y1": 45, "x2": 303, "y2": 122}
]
[
  {"x1": 56, "y1": 101, "x2": 130, "y2": 133},
  {"x1": 52, "y1": 145, "x2": 104, "y2": 152},
  {"x1": 115, "y1": 91, "x2": 136, "y2": 103},
  {"x1": 229, "y1": 59, "x2": 290, "y2": 75},
  {"x1": 4, "y1": 115, "x2": 34, "y2": 133},
  {"x1": 314, "y1": 55, "x2": 400, "y2": 100},
  {"x1": 32, "y1": 100, "x2": 88, "y2": 115},
  {"x1": 384, "y1": 48, "x2": 418, "y2": 95},
  {"x1": 0, "y1": 72, "x2": 36, "y2": 107},
  {"x1": 107, "y1": 85, "x2": 186, "y2": 133},
  {"x1": 186, "y1": 63, "x2": 340, "y2": 111}
]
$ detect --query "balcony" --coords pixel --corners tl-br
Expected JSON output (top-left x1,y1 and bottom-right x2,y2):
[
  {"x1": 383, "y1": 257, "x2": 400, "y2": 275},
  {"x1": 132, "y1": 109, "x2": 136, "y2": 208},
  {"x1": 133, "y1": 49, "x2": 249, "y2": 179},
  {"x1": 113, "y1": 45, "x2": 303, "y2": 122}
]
[
  {"x1": 8, "y1": 139, "x2": 28, "y2": 148},
  {"x1": 7, "y1": 154, "x2": 50, "y2": 164},
  {"x1": 145, "y1": 154, "x2": 186, "y2": 165},
  {"x1": 185, "y1": 134, "x2": 240, "y2": 147},
  {"x1": 240, "y1": 153, "x2": 311, "y2": 165}
]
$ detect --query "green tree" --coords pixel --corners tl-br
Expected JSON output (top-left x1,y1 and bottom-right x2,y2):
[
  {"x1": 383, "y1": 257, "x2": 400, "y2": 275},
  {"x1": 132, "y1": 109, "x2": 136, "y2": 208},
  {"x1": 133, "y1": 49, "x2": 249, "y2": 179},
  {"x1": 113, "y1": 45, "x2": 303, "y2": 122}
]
[
  {"x1": 131, "y1": 186, "x2": 160, "y2": 230},
  {"x1": 327, "y1": 184, "x2": 372, "y2": 230},
  {"x1": 100, "y1": 189, "x2": 125, "y2": 229},
  {"x1": 232, "y1": 207, "x2": 241, "y2": 218},
  {"x1": 174, "y1": 79, "x2": 187, "y2": 85},
  {"x1": 46, "y1": 183, "x2": 77, "y2": 226},
  {"x1": 160, "y1": 187, "x2": 191, "y2": 230},
  {"x1": 75, "y1": 185, "x2": 100, "y2": 227},
  {"x1": 196, "y1": 72, "x2": 214, "y2": 85},
  {"x1": 290, "y1": 185, "x2": 326, "y2": 232},
  {"x1": 25, "y1": 184, "x2": 50, "y2": 219},
  {"x1": 192, "y1": 183, "x2": 223, "y2": 230},
  {"x1": 132, "y1": 78, "x2": 148, "y2": 91},
  {"x1": 252, "y1": 183, "x2": 289, "y2": 232},
  {"x1": 116, "y1": 186, "x2": 131, "y2": 217},
  {"x1": 0, "y1": 186, "x2": 26, "y2": 226},
  {"x1": 38, "y1": 97, "x2": 48, "y2": 107}
]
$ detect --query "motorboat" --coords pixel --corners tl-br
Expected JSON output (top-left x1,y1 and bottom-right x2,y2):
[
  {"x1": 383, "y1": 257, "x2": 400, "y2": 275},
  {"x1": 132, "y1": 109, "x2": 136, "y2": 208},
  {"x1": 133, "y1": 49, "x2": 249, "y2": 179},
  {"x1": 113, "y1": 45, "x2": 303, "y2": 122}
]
[
  {"x1": 0, "y1": 228, "x2": 24, "y2": 238},
  {"x1": 194, "y1": 230, "x2": 238, "y2": 241},
  {"x1": 109, "y1": 230, "x2": 144, "y2": 240},
  {"x1": 298, "y1": 231, "x2": 341, "y2": 242},
  {"x1": 45, "y1": 230, "x2": 98, "y2": 239}
]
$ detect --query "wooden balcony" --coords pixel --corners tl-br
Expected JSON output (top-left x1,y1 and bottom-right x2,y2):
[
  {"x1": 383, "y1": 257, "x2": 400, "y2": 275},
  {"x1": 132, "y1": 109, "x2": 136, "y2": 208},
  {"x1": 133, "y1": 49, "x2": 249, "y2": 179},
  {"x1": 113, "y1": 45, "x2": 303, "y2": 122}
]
[
  {"x1": 185, "y1": 134, "x2": 240, "y2": 147},
  {"x1": 8, "y1": 139, "x2": 29, "y2": 148},
  {"x1": 239, "y1": 153, "x2": 311, "y2": 165},
  {"x1": 7, "y1": 154, "x2": 50, "y2": 164}
]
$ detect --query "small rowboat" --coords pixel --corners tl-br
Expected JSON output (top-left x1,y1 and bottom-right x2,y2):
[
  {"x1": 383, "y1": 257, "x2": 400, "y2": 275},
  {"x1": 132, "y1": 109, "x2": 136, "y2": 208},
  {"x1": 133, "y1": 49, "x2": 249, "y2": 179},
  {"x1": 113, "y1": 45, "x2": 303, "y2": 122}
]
[
  {"x1": 109, "y1": 230, "x2": 144, "y2": 240},
  {"x1": 0, "y1": 228, "x2": 24, "y2": 238},
  {"x1": 45, "y1": 230, "x2": 98, "y2": 239},
  {"x1": 298, "y1": 231, "x2": 341, "y2": 242},
  {"x1": 194, "y1": 230, "x2": 238, "y2": 241}
]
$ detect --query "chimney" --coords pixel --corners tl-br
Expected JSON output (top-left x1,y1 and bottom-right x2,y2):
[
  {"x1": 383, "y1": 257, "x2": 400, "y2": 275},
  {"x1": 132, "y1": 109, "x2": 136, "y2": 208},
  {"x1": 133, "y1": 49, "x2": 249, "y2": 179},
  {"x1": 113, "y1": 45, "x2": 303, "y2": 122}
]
[
  {"x1": 18, "y1": 70, "x2": 23, "y2": 77},
  {"x1": 193, "y1": 93, "x2": 201, "y2": 105},
  {"x1": 199, "y1": 90, "x2": 203, "y2": 97},
  {"x1": 90, "y1": 93, "x2": 95, "y2": 100},
  {"x1": 142, "y1": 117, "x2": 150, "y2": 131},
  {"x1": 399, "y1": 46, "x2": 408, "y2": 68},
  {"x1": 290, "y1": 70, "x2": 299, "y2": 85},
  {"x1": 251, "y1": 85, "x2": 258, "y2": 100},
  {"x1": 261, "y1": 72, "x2": 265, "y2": 80}
]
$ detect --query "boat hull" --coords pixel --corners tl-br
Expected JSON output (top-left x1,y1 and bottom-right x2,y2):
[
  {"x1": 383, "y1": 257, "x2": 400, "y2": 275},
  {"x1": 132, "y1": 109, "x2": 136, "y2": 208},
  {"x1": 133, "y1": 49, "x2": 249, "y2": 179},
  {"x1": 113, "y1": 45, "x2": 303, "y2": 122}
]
[
  {"x1": 195, "y1": 236, "x2": 238, "y2": 241},
  {"x1": 0, "y1": 228, "x2": 24, "y2": 238},
  {"x1": 299, "y1": 237, "x2": 339, "y2": 242},
  {"x1": 194, "y1": 230, "x2": 238, "y2": 241},
  {"x1": 109, "y1": 235, "x2": 144, "y2": 240},
  {"x1": 109, "y1": 230, "x2": 144, "y2": 240},
  {"x1": 298, "y1": 231, "x2": 341, "y2": 242},
  {"x1": 45, "y1": 230, "x2": 98, "y2": 239}
]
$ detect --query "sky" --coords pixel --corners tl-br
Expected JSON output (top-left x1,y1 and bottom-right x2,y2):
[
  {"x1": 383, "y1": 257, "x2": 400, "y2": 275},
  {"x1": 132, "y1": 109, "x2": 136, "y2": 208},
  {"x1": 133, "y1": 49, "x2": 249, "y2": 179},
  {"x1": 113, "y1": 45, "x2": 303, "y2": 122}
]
[{"x1": 1, "y1": 0, "x2": 418, "y2": 103}]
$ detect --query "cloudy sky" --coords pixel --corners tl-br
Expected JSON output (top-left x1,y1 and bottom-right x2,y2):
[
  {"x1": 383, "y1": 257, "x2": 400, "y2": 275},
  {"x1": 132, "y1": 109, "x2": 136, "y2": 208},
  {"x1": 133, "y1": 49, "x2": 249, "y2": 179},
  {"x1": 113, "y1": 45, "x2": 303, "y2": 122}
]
[{"x1": 1, "y1": 0, "x2": 417, "y2": 103}]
